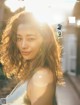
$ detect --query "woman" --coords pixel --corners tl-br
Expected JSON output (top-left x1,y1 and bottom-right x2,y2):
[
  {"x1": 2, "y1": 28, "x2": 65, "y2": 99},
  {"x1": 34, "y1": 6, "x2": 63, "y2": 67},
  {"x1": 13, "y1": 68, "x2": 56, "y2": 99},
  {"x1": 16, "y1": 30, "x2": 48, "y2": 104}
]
[{"x1": 0, "y1": 11, "x2": 63, "y2": 105}]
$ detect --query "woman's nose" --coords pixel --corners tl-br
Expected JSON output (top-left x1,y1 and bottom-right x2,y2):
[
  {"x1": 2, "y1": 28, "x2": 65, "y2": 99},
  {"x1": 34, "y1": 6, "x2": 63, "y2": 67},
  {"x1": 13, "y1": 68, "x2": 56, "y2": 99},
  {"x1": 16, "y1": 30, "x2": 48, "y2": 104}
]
[{"x1": 21, "y1": 40, "x2": 29, "y2": 49}]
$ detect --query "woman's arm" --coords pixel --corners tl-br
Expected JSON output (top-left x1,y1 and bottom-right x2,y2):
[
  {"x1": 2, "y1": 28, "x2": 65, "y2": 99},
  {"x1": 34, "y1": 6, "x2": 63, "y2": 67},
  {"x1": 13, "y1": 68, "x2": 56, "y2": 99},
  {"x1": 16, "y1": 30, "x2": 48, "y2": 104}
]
[{"x1": 27, "y1": 68, "x2": 56, "y2": 105}]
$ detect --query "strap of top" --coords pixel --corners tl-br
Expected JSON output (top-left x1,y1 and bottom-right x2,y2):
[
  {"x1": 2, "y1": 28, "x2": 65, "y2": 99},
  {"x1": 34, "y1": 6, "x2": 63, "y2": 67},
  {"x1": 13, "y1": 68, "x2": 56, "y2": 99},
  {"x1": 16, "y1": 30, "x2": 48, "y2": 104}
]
[{"x1": 0, "y1": 80, "x2": 28, "y2": 104}]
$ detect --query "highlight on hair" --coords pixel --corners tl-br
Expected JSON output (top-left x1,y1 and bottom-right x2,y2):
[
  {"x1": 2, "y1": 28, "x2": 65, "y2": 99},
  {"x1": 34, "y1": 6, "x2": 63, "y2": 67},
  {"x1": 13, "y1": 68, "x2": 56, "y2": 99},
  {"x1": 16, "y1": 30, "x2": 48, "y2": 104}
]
[{"x1": 0, "y1": 11, "x2": 64, "y2": 84}]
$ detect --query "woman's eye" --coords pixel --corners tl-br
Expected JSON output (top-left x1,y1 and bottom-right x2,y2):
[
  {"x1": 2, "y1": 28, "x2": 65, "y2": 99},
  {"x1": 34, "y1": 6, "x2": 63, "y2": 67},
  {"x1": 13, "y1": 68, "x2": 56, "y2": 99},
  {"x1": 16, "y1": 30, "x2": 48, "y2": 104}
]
[
  {"x1": 28, "y1": 38, "x2": 36, "y2": 41},
  {"x1": 17, "y1": 37, "x2": 22, "y2": 41}
]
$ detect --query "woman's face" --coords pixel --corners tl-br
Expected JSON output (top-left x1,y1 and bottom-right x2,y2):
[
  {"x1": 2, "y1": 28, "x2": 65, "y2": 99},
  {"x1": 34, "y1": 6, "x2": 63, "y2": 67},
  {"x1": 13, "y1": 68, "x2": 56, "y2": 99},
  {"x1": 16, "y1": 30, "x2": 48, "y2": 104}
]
[{"x1": 17, "y1": 24, "x2": 43, "y2": 60}]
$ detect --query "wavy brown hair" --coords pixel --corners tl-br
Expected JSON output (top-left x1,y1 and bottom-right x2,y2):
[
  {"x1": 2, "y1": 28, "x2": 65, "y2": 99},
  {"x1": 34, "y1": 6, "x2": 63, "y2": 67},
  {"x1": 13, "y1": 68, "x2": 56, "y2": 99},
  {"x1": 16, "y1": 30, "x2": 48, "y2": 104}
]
[{"x1": 0, "y1": 11, "x2": 64, "y2": 84}]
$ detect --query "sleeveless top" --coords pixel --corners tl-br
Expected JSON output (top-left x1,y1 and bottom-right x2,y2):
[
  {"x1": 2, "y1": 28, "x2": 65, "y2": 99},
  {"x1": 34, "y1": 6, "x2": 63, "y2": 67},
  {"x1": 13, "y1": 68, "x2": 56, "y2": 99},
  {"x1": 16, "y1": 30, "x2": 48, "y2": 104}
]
[
  {"x1": 0, "y1": 81, "x2": 57, "y2": 105},
  {"x1": 0, "y1": 81, "x2": 28, "y2": 105}
]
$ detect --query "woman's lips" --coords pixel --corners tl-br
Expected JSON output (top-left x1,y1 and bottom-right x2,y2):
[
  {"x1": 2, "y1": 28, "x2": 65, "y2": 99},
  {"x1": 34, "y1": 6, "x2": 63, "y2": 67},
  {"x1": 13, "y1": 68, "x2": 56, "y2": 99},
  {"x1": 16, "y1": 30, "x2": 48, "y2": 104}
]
[{"x1": 21, "y1": 51, "x2": 30, "y2": 55}]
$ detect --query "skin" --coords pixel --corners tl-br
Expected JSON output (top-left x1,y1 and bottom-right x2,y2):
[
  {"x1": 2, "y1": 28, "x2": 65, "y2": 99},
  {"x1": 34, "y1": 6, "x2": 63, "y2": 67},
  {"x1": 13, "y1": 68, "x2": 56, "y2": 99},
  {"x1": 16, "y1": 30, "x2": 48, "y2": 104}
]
[
  {"x1": 28, "y1": 68, "x2": 54, "y2": 105},
  {"x1": 17, "y1": 24, "x2": 55, "y2": 105},
  {"x1": 17, "y1": 24, "x2": 43, "y2": 60}
]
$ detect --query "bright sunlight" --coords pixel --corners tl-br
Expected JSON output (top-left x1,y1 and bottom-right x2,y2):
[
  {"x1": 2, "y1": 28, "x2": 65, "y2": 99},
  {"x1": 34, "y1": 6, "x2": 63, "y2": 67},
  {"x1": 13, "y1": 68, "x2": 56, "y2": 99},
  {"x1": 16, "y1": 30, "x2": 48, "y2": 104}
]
[{"x1": 5, "y1": 0, "x2": 76, "y2": 25}]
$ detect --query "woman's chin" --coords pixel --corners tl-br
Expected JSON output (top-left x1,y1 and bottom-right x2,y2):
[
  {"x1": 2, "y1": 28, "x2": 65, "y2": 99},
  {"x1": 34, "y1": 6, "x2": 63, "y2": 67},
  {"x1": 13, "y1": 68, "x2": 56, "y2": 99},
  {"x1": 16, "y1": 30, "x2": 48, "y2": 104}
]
[{"x1": 22, "y1": 56, "x2": 31, "y2": 60}]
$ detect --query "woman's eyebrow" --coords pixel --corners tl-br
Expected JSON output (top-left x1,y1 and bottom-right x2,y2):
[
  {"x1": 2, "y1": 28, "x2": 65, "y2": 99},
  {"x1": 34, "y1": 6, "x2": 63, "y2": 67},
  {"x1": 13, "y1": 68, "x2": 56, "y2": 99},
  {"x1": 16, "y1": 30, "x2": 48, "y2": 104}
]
[
  {"x1": 17, "y1": 33, "x2": 38, "y2": 37},
  {"x1": 27, "y1": 34, "x2": 36, "y2": 36},
  {"x1": 17, "y1": 34, "x2": 22, "y2": 37}
]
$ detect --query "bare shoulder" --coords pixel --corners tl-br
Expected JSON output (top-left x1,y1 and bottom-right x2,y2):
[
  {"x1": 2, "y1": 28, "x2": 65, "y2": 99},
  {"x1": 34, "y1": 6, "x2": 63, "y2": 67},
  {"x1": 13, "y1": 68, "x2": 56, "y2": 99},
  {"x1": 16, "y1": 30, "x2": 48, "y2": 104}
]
[
  {"x1": 31, "y1": 68, "x2": 54, "y2": 87},
  {"x1": 28, "y1": 68, "x2": 55, "y2": 104}
]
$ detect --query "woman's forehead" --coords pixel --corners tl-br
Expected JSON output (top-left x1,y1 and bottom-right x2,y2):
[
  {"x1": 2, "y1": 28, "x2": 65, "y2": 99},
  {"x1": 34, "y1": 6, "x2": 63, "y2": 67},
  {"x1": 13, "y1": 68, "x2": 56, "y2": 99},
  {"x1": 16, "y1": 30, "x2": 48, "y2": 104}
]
[
  {"x1": 17, "y1": 23, "x2": 41, "y2": 36},
  {"x1": 17, "y1": 23, "x2": 37, "y2": 30}
]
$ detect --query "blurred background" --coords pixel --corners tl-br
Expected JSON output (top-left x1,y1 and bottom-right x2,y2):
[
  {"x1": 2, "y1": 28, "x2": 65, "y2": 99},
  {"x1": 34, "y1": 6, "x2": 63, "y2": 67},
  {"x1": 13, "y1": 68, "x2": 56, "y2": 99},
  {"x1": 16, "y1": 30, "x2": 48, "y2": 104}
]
[{"x1": 0, "y1": 0, "x2": 80, "y2": 105}]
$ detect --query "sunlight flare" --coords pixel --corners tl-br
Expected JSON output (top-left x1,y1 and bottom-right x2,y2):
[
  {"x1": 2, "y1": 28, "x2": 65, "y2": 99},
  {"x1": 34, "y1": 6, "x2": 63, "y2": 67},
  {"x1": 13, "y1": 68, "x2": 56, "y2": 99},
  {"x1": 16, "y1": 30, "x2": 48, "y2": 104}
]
[{"x1": 5, "y1": 0, "x2": 76, "y2": 24}]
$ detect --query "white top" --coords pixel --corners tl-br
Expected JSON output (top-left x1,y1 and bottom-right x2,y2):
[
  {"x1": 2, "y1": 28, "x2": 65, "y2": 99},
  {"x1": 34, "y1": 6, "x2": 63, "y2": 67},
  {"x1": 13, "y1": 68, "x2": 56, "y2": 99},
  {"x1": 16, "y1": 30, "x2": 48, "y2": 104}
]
[{"x1": 0, "y1": 81, "x2": 28, "y2": 105}]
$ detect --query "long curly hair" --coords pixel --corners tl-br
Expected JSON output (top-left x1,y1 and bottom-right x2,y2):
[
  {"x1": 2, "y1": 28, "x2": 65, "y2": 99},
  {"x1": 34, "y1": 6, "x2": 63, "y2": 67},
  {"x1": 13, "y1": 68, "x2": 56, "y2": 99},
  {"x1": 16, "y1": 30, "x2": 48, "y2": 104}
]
[{"x1": 0, "y1": 11, "x2": 64, "y2": 84}]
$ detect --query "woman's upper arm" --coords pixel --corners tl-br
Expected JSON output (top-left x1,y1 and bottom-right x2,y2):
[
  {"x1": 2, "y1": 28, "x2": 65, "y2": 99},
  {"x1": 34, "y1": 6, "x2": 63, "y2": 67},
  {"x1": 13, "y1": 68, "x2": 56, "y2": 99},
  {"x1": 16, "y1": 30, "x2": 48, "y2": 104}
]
[{"x1": 28, "y1": 68, "x2": 55, "y2": 105}]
